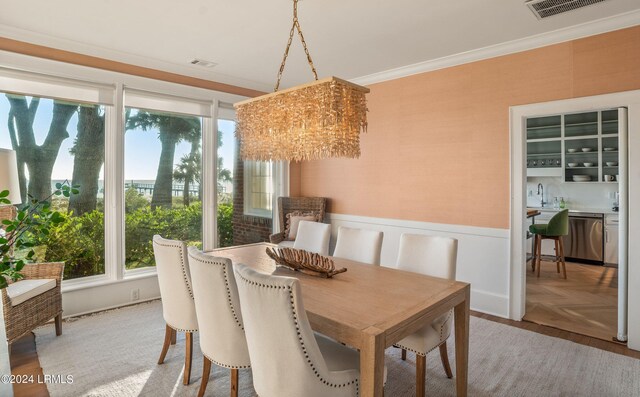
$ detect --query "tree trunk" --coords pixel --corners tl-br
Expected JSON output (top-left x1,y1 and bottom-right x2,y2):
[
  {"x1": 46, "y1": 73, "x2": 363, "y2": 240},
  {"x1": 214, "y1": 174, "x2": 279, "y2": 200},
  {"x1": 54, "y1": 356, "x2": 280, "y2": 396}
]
[
  {"x1": 6, "y1": 96, "x2": 76, "y2": 202},
  {"x1": 182, "y1": 140, "x2": 200, "y2": 206},
  {"x1": 151, "y1": 123, "x2": 179, "y2": 209},
  {"x1": 69, "y1": 106, "x2": 105, "y2": 215},
  {"x1": 182, "y1": 181, "x2": 190, "y2": 207}
]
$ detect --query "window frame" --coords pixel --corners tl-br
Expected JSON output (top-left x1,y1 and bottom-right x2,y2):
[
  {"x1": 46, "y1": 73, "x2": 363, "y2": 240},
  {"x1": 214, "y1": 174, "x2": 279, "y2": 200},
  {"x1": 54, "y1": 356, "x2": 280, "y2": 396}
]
[{"x1": 122, "y1": 91, "x2": 210, "y2": 275}]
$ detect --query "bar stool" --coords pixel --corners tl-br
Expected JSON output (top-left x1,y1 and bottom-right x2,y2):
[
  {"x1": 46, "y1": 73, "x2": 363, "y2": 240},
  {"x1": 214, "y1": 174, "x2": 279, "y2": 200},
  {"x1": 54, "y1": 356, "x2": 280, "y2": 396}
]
[{"x1": 529, "y1": 209, "x2": 569, "y2": 279}]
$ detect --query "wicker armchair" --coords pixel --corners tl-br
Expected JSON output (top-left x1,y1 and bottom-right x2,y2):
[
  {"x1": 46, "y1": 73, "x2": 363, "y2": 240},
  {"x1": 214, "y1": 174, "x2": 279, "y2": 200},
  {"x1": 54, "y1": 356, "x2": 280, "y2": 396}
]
[
  {"x1": 269, "y1": 197, "x2": 328, "y2": 244},
  {"x1": 2, "y1": 262, "x2": 64, "y2": 345}
]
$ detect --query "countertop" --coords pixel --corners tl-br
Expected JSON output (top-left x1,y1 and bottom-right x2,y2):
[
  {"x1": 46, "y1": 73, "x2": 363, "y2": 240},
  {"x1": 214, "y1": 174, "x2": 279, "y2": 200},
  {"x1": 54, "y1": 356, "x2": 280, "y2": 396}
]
[{"x1": 527, "y1": 206, "x2": 619, "y2": 215}]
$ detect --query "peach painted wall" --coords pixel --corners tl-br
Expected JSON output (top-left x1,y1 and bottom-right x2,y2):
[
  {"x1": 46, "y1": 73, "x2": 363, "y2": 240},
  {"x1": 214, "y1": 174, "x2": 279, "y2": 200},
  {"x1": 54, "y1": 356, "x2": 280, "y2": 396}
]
[{"x1": 299, "y1": 26, "x2": 640, "y2": 229}]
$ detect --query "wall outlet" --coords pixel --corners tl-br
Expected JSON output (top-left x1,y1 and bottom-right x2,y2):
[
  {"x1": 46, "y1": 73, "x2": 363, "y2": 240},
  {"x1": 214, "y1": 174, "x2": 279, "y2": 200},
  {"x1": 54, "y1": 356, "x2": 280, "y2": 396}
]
[{"x1": 131, "y1": 289, "x2": 140, "y2": 301}]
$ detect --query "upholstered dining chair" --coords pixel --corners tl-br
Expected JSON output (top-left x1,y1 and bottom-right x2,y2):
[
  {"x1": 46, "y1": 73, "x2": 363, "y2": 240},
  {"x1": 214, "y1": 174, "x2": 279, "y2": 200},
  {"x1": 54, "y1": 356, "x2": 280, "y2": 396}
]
[
  {"x1": 333, "y1": 226, "x2": 384, "y2": 265},
  {"x1": 152, "y1": 235, "x2": 198, "y2": 385},
  {"x1": 187, "y1": 247, "x2": 251, "y2": 397},
  {"x1": 234, "y1": 264, "x2": 385, "y2": 397},
  {"x1": 269, "y1": 196, "x2": 327, "y2": 248},
  {"x1": 393, "y1": 233, "x2": 458, "y2": 397},
  {"x1": 293, "y1": 220, "x2": 331, "y2": 255}
]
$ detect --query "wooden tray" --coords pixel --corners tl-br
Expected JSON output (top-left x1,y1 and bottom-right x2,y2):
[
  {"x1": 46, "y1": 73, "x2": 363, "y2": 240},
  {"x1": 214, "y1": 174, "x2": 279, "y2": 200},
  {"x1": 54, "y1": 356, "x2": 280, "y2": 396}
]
[{"x1": 265, "y1": 247, "x2": 347, "y2": 278}]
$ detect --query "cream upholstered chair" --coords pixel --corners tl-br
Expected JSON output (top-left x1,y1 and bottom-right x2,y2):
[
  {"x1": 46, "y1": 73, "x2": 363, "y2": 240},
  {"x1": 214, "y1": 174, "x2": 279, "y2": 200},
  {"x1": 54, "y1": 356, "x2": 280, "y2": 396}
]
[
  {"x1": 333, "y1": 226, "x2": 384, "y2": 265},
  {"x1": 152, "y1": 235, "x2": 198, "y2": 385},
  {"x1": 187, "y1": 247, "x2": 251, "y2": 397},
  {"x1": 269, "y1": 197, "x2": 327, "y2": 247},
  {"x1": 293, "y1": 220, "x2": 331, "y2": 255},
  {"x1": 234, "y1": 264, "x2": 374, "y2": 397},
  {"x1": 394, "y1": 233, "x2": 458, "y2": 397}
]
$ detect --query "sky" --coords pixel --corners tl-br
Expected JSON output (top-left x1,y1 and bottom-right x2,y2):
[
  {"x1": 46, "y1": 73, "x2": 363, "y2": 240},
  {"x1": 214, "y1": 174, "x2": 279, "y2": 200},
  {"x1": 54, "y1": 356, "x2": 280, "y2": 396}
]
[{"x1": 0, "y1": 96, "x2": 236, "y2": 181}]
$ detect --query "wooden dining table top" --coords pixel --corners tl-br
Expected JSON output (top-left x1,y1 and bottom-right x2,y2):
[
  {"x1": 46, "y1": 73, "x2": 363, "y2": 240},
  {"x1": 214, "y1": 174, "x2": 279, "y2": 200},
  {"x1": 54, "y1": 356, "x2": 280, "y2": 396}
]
[
  {"x1": 208, "y1": 242, "x2": 466, "y2": 343},
  {"x1": 206, "y1": 242, "x2": 471, "y2": 397}
]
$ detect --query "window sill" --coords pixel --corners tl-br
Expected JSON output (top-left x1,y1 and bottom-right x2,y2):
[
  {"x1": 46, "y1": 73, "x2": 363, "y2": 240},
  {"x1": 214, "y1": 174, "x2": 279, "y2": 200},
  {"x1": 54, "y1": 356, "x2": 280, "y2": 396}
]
[
  {"x1": 243, "y1": 211, "x2": 272, "y2": 219},
  {"x1": 62, "y1": 268, "x2": 158, "y2": 293}
]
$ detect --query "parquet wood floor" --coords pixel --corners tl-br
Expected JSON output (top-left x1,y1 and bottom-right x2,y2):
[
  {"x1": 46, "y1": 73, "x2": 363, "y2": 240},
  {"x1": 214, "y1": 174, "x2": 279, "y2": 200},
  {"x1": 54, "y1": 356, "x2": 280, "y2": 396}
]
[{"x1": 524, "y1": 260, "x2": 618, "y2": 342}]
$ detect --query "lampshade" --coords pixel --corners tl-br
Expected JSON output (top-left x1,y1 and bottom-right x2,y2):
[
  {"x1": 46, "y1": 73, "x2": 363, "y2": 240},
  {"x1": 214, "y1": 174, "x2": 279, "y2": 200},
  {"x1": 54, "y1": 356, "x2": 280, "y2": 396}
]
[
  {"x1": 0, "y1": 148, "x2": 22, "y2": 205},
  {"x1": 234, "y1": 0, "x2": 370, "y2": 162},
  {"x1": 235, "y1": 77, "x2": 369, "y2": 162}
]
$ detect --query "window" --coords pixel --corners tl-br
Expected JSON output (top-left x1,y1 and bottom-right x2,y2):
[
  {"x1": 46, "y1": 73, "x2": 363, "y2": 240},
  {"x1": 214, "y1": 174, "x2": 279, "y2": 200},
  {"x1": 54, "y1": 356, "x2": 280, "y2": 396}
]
[
  {"x1": 217, "y1": 119, "x2": 236, "y2": 247},
  {"x1": 124, "y1": 107, "x2": 203, "y2": 270},
  {"x1": 0, "y1": 66, "x2": 276, "y2": 286},
  {"x1": 244, "y1": 160, "x2": 273, "y2": 218},
  {"x1": 0, "y1": 94, "x2": 106, "y2": 280}
]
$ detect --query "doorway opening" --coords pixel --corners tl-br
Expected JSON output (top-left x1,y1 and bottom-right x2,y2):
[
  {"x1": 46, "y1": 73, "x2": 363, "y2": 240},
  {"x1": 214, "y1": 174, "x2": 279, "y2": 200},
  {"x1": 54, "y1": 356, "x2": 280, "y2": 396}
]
[
  {"x1": 509, "y1": 90, "x2": 640, "y2": 351},
  {"x1": 521, "y1": 109, "x2": 623, "y2": 342}
]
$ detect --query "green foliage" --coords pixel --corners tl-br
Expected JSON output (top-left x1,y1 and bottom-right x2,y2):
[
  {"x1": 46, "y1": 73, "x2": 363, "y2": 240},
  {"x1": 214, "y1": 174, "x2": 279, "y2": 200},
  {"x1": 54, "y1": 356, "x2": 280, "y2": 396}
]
[
  {"x1": 125, "y1": 187, "x2": 150, "y2": 213},
  {"x1": 12, "y1": 195, "x2": 234, "y2": 280},
  {"x1": 44, "y1": 210, "x2": 105, "y2": 279},
  {"x1": 218, "y1": 202, "x2": 234, "y2": 247},
  {"x1": 124, "y1": 202, "x2": 203, "y2": 269},
  {"x1": 0, "y1": 183, "x2": 78, "y2": 289}
]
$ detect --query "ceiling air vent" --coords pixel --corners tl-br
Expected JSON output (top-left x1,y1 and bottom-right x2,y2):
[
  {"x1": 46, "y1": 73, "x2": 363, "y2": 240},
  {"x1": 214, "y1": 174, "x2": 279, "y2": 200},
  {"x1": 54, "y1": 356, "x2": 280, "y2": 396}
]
[
  {"x1": 526, "y1": 0, "x2": 608, "y2": 19},
  {"x1": 190, "y1": 59, "x2": 218, "y2": 68}
]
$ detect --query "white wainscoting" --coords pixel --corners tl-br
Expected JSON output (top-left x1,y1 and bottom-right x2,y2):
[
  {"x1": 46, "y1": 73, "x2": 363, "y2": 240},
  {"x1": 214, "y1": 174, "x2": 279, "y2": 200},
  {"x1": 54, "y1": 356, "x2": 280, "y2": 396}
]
[
  {"x1": 59, "y1": 213, "x2": 511, "y2": 319},
  {"x1": 326, "y1": 213, "x2": 511, "y2": 318}
]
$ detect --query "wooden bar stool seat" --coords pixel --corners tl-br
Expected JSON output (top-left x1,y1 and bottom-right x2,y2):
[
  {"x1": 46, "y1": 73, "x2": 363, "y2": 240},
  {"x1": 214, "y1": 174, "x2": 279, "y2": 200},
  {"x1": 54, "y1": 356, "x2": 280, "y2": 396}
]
[{"x1": 529, "y1": 209, "x2": 569, "y2": 279}]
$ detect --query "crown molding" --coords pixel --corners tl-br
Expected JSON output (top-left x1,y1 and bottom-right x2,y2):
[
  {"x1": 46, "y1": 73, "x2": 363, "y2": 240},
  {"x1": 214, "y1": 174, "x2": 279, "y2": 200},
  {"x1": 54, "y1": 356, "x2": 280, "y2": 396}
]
[
  {"x1": 352, "y1": 10, "x2": 640, "y2": 86},
  {"x1": 0, "y1": 24, "x2": 273, "y2": 94}
]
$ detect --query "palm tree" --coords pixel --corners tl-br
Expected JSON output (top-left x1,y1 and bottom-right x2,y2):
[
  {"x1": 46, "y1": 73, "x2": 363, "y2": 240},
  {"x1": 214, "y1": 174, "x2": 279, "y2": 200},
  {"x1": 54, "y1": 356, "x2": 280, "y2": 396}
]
[
  {"x1": 126, "y1": 111, "x2": 200, "y2": 209},
  {"x1": 173, "y1": 152, "x2": 201, "y2": 206},
  {"x1": 172, "y1": 131, "x2": 233, "y2": 206}
]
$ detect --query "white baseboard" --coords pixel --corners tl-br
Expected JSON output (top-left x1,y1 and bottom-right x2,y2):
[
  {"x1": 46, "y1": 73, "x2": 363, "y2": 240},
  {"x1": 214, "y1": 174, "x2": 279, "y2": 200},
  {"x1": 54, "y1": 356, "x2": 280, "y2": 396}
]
[
  {"x1": 62, "y1": 275, "x2": 161, "y2": 317},
  {"x1": 62, "y1": 297, "x2": 161, "y2": 320},
  {"x1": 326, "y1": 213, "x2": 511, "y2": 318},
  {"x1": 471, "y1": 289, "x2": 510, "y2": 318}
]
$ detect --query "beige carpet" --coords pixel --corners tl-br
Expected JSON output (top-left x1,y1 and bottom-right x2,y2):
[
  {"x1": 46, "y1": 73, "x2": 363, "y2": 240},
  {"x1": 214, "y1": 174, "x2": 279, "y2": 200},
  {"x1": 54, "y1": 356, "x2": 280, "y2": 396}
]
[{"x1": 34, "y1": 300, "x2": 639, "y2": 397}]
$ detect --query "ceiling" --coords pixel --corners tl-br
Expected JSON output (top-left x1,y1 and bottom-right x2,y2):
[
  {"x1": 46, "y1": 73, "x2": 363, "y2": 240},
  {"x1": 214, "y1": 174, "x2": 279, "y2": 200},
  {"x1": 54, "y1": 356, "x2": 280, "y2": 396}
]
[{"x1": 1, "y1": 0, "x2": 639, "y2": 93}]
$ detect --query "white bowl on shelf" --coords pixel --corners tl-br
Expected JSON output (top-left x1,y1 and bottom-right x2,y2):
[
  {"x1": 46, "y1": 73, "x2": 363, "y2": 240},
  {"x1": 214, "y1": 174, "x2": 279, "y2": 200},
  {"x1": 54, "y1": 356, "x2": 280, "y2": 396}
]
[
  {"x1": 567, "y1": 148, "x2": 578, "y2": 153},
  {"x1": 603, "y1": 147, "x2": 616, "y2": 151},
  {"x1": 572, "y1": 175, "x2": 591, "y2": 182},
  {"x1": 606, "y1": 161, "x2": 618, "y2": 166},
  {"x1": 567, "y1": 162, "x2": 578, "y2": 167},
  {"x1": 581, "y1": 147, "x2": 593, "y2": 152},
  {"x1": 583, "y1": 162, "x2": 594, "y2": 167}
]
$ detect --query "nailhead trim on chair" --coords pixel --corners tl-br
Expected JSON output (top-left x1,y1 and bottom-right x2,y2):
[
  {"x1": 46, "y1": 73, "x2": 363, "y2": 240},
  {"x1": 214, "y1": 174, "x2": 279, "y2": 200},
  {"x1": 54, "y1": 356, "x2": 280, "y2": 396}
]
[
  {"x1": 167, "y1": 323, "x2": 199, "y2": 333},
  {"x1": 191, "y1": 255, "x2": 245, "y2": 331},
  {"x1": 153, "y1": 239, "x2": 194, "y2": 299},
  {"x1": 393, "y1": 309, "x2": 453, "y2": 357},
  {"x1": 202, "y1": 351, "x2": 251, "y2": 369},
  {"x1": 236, "y1": 272, "x2": 359, "y2": 395}
]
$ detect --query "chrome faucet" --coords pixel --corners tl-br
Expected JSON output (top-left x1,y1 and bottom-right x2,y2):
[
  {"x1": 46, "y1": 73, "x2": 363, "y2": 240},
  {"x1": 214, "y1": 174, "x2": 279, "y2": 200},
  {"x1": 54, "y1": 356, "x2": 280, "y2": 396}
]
[{"x1": 537, "y1": 183, "x2": 546, "y2": 207}]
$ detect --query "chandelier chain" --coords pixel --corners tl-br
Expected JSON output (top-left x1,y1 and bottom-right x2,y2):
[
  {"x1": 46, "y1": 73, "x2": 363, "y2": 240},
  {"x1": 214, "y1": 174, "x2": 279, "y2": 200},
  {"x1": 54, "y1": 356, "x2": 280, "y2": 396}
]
[{"x1": 274, "y1": 0, "x2": 319, "y2": 92}]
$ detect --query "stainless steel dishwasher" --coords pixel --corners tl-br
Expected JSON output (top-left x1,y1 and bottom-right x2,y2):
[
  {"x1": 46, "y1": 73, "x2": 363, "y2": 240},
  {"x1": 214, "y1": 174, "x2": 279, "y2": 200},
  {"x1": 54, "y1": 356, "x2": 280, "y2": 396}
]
[{"x1": 562, "y1": 212, "x2": 604, "y2": 264}]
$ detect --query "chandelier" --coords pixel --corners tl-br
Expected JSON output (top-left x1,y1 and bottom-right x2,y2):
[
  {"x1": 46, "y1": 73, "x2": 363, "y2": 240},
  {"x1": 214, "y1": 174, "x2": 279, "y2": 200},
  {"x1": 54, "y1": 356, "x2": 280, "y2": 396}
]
[{"x1": 234, "y1": 0, "x2": 370, "y2": 162}]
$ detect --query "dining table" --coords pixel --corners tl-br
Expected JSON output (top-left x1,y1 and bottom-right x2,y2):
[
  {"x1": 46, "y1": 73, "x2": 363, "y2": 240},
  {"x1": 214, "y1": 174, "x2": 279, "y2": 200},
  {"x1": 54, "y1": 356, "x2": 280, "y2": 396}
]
[{"x1": 206, "y1": 242, "x2": 471, "y2": 397}]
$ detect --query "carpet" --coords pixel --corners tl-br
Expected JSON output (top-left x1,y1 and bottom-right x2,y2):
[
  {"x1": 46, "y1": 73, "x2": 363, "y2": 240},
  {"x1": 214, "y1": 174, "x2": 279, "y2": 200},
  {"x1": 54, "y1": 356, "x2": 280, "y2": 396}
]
[{"x1": 34, "y1": 300, "x2": 640, "y2": 397}]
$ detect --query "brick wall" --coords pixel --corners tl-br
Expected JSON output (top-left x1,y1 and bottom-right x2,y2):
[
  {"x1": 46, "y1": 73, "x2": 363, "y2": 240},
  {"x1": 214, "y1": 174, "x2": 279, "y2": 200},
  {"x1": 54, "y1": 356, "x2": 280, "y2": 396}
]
[{"x1": 232, "y1": 144, "x2": 272, "y2": 245}]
